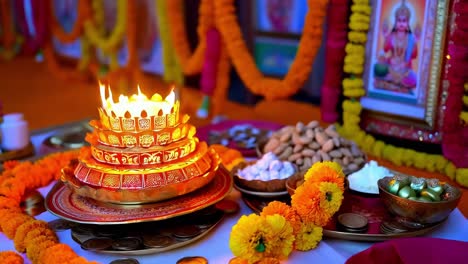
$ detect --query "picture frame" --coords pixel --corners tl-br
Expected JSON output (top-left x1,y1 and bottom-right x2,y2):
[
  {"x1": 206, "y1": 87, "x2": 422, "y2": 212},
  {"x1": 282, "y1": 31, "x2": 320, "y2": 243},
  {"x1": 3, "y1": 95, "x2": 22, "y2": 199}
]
[{"x1": 360, "y1": 0, "x2": 450, "y2": 143}]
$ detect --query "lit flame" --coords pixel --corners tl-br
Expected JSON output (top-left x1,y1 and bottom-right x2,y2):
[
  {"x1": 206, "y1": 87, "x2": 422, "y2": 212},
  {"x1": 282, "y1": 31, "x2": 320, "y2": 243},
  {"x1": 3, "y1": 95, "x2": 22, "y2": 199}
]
[{"x1": 99, "y1": 83, "x2": 176, "y2": 118}]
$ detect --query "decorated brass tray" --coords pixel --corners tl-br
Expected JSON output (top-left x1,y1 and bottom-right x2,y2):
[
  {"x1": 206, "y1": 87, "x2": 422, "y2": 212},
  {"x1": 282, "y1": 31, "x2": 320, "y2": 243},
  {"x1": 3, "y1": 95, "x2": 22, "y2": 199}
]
[
  {"x1": 241, "y1": 191, "x2": 446, "y2": 242},
  {"x1": 69, "y1": 205, "x2": 225, "y2": 255},
  {"x1": 45, "y1": 167, "x2": 232, "y2": 224}
]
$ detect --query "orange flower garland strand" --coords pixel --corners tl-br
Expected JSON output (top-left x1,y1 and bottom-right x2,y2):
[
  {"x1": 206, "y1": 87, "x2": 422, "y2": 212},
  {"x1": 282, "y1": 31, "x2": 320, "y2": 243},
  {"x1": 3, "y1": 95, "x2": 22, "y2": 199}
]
[
  {"x1": 49, "y1": 0, "x2": 88, "y2": 43},
  {"x1": 214, "y1": 0, "x2": 328, "y2": 100},
  {"x1": 166, "y1": 0, "x2": 214, "y2": 75},
  {"x1": 0, "y1": 151, "x2": 101, "y2": 264}
]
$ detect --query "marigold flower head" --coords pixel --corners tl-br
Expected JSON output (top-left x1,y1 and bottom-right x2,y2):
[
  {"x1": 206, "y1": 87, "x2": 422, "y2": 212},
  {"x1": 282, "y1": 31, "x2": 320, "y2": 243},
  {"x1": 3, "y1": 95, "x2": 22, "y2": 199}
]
[
  {"x1": 291, "y1": 183, "x2": 331, "y2": 226},
  {"x1": 229, "y1": 214, "x2": 268, "y2": 263},
  {"x1": 304, "y1": 161, "x2": 344, "y2": 180},
  {"x1": 263, "y1": 215, "x2": 295, "y2": 260},
  {"x1": 304, "y1": 164, "x2": 345, "y2": 191},
  {"x1": 260, "y1": 201, "x2": 301, "y2": 235},
  {"x1": 295, "y1": 221, "x2": 323, "y2": 251}
]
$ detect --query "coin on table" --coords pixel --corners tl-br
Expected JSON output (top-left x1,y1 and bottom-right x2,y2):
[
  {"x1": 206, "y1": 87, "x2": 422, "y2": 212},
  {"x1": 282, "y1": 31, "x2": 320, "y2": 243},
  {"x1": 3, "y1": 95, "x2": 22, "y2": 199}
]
[
  {"x1": 172, "y1": 225, "x2": 202, "y2": 239},
  {"x1": 215, "y1": 199, "x2": 239, "y2": 214},
  {"x1": 48, "y1": 219, "x2": 77, "y2": 232},
  {"x1": 176, "y1": 256, "x2": 208, "y2": 264},
  {"x1": 112, "y1": 237, "x2": 142, "y2": 251},
  {"x1": 81, "y1": 237, "x2": 113, "y2": 251},
  {"x1": 109, "y1": 258, "x2": 140, "y2": 264},
  {"x1": 142, "y1": 234, "x2": 174, "y2": 248}
]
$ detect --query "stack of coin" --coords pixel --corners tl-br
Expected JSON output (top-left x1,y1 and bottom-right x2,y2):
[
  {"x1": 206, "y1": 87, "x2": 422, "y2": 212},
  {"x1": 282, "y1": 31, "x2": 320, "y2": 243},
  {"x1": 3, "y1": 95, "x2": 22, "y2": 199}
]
[
  {"x1": 336, "y1": 213, "x2": 368, "y2": 233},
  {"x1": 48, "y1": 219, "x2": 77, "y2": 232},
  {"x1": 379, "y1": 220, "x2": 408, "y2": 234}
]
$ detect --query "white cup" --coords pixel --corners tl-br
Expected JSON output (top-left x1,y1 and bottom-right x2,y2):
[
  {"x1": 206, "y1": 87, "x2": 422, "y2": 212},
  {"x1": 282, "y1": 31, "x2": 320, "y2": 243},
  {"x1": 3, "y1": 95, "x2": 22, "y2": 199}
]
[{"x1": 0, "y1": 113, "x2": 30, "y2": 151}]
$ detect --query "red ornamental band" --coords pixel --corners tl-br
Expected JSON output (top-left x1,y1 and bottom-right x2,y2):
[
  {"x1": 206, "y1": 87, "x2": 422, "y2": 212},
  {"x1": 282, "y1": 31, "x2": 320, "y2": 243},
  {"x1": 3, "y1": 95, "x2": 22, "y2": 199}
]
[
  {"x1": 90, "y1": 138, "x2": 198, "y2": 166},
  {"x1": 97, "y1": 101, "x2": 181, "y2": 132},
  {"x1": 74, "y1": 148, "x2": 214, "y2": 190}
]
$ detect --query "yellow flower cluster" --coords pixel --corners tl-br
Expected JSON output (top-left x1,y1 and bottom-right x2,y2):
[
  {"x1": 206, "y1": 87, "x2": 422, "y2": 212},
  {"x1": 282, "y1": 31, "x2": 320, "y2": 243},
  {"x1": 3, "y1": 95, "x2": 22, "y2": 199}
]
[
  {"x1": 462, "y1": 92, "x2": 468, "y2": 125},
  {"x1": 339, "y1": 0, "x2": 468, "y2": 187},
  {"x1": 229, "y1": 162, "x2": 345, "y2": 263},
  {"x1": 343, "y1": 0, "x2": 370, "y2": 89}
]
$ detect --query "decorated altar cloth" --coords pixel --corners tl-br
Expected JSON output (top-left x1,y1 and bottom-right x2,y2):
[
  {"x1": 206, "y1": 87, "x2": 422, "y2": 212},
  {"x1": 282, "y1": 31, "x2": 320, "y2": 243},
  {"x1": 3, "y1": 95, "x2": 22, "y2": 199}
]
[{"x1": 1, "y1": 122, "x2": 468, "y2": 264}]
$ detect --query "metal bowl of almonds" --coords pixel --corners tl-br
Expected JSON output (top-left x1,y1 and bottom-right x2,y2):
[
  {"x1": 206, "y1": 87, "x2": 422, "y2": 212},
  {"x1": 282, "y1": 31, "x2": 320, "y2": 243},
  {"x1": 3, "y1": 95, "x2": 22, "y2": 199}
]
[{"x1": 257, "y1": 121, "x2": 367, "y2": 174}]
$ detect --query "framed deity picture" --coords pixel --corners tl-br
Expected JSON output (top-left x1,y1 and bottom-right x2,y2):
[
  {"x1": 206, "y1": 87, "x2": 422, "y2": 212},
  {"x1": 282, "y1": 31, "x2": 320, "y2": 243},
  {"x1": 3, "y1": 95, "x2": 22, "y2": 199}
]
[
  {"x1": 360, "y1": 0, "x2": 450, "y2": 143},
  {"x1": 254, "y1": 0, "x2": 307, "y2": 34}
]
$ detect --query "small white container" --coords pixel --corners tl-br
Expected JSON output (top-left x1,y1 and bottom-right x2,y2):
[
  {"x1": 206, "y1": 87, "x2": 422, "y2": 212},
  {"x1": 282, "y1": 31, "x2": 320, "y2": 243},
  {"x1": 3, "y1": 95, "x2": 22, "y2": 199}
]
[{"x1": 0, "y1": 113, "x2": 30, "y2": 151}]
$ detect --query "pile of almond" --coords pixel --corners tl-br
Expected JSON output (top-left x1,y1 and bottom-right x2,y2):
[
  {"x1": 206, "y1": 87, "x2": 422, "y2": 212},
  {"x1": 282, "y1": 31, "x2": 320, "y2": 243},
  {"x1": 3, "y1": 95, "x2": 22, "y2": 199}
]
[{"x1": 262, "y1": 121, "x2": 366, "y2": 173}]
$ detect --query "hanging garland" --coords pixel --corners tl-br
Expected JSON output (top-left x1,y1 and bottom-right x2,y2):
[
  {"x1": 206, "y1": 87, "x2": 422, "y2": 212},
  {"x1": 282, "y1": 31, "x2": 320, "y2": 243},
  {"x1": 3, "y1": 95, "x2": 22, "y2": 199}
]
[
  {"x1": 0, "y1": 0, "x2": 21, "y2": 60},
  {"x1": 166, "y1": 0, "x2": 214, "y2": 75},
  {"x1": 214, "y1": 0, "x2": 328, "y2": 100},
  {"x1": 94, "y1": 0, "x2": 139, "y2": 94},
  {"x1": 338, "y1": 0, "x2": 468, "y2": 187},
  {"x1": 156, "y1": 0, "x2": 184, "y2": 85},
  {"x1": 42, "y1": 0, "x2": 92, "y2": 81},
  {"x1": 83, "y1": 0, "x2": 127, "y2": 54},
  {"x1": 49, "y1": 0, "x2": 88, "y2": 43}
]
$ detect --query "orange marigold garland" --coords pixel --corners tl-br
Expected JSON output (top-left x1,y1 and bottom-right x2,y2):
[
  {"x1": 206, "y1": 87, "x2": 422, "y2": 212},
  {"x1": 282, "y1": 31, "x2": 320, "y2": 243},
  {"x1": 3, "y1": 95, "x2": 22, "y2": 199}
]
[
  {"x1": 0, "y1": 150, "x2": 100, "y2": 263},
  {"x1": 0, "y1": 251, "x2": 23, "y2": 264},
  {"x1": 214, "y1": 0, "x2": 328, "y2": 100},
  {"x1": 166, "y1": 0, "x2": 214, "y2": 75},
  {"x1": 49, "y1": 0, "x2": 88, "y2": 43}
]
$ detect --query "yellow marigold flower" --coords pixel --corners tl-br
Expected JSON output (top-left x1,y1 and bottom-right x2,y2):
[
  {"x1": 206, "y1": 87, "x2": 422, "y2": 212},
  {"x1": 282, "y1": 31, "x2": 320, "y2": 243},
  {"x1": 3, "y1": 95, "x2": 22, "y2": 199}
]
[
  {"x1": 261, "y1": 201, "x2": 301, "y2": 235},
  {"x1": 263, "y1": 215, "x2": 295, "y2": 260},
  {"x1": 291, "y1": 182, "x2": 332, "y2": 227},
  {"x1": 304, "y1": 163, "x2": 345, "y2": 191},
  {"x1": 348, "y1": 31, "x2": 367, "y2": 43},
  {"x1": 295, "y1": 222, "x2": 323, "y2": 251},
  {"x1": 317, "y1": 182, "x2": 344, "y2": 217},
  {"x1": 0, "y1": 251, "x2": 23, "y2": 264},
  {"x1": 229, "y1": 214, "x2": 268, "y2": 263}
]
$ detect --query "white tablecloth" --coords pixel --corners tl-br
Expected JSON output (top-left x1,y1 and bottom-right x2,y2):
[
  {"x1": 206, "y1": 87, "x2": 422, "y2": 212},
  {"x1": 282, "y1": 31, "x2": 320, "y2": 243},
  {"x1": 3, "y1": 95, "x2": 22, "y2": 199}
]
[{"x1": 0, "y1": 124, "x2": 467, "y2": 264}]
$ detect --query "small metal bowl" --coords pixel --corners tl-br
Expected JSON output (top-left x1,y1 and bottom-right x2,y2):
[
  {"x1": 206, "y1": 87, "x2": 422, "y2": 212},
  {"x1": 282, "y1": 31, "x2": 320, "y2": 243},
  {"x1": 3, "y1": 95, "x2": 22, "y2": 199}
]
[{"x1": 377, "y1": 176, "x2": 461, "y2": 224}]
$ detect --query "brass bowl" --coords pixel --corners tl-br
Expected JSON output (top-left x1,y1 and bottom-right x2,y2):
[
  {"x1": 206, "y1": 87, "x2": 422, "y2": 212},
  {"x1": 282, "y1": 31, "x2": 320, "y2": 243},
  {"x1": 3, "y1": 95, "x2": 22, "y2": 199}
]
[
  {"x1": 377, "y1": 176, "x2": 461, "y2": 224},
  {"x1": 285, "y1": 172, "x2": 305, "y2": 196},
  {"x1": 232, "y1": 161, "x2": 294, "y2": 193}
]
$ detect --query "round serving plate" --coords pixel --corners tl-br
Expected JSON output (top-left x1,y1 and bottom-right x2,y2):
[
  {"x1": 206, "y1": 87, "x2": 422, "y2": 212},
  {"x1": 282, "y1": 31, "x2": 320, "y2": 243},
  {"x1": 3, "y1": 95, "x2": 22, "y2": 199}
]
[
  {"x1": 70, "y1": 205, "x2": 225, "y2": 255},
  {"x1": 197, "y1": 120, "x2": 282, "y2": 157},
  {"x1": 242, "y1": 189, "x2": 447, "y2": 242},
  {"x1": 45, "y1": 167, "x2": 233, "y2": 224}
]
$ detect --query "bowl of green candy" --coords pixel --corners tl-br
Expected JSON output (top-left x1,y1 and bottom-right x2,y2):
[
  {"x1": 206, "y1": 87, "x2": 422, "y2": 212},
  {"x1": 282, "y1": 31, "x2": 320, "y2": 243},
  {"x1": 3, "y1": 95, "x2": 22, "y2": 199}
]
[{"x1": 377, "y1": 174, "x2": 461, "y2": 225}]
